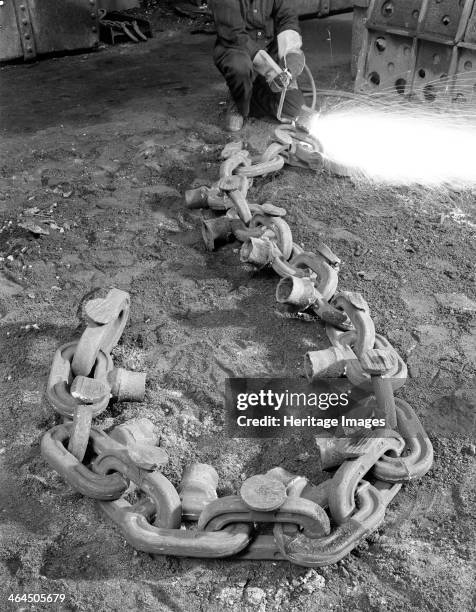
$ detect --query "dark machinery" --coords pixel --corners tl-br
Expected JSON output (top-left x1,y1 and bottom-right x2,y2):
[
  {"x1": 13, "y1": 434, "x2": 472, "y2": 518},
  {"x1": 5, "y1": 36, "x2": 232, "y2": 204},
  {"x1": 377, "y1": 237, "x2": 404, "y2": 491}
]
[{"x1": 0, "y1": 1, "x2": 100, "y2": 62}]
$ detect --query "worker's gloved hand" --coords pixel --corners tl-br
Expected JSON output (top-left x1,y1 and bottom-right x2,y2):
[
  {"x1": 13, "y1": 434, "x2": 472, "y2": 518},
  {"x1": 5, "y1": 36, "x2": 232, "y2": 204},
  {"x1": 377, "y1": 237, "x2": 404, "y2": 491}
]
[
  {"x1": 253, "y1": 49, "x2": 288, "y2": 91},
  {"x1": 278, "y1": 30, "x2": 305, "y2": 78},
  {"x1": 283, "y1": 50, "x2": 305, "y2": 79}
]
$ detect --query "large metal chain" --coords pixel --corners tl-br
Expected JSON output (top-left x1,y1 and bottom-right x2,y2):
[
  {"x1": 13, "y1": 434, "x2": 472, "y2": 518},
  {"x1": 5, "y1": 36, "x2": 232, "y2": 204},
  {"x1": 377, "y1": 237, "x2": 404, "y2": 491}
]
[{"x1": 40, "y1": 129, "x2": 434, "y2": 567}]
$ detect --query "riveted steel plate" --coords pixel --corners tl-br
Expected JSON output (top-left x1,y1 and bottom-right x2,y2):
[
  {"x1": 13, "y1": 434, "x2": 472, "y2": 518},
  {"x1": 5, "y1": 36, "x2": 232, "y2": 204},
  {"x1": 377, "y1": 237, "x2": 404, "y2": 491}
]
[
  {"x1": 0, "y1": 0, "x2": 99, "y2": 62},
  {"x1": 28, "y1": 0, "x2": 99, "y2": 55},
  {"x1": 355, "y1": 31, "x2": 415, "y2": 96},
  {"x1": 0, "y1": 1, "x2": 24, "y2": 61},
  {"x1": 368, "y1": 0, "x2": 423, "y2": 32},
  {"x1": 411, "y1": 40, "x2": 454, "y2": 102},
  {"x1": 420, "y1": 0, "x2": 467, "y2": 42},
  {"x1": 463, "y1": 1, "x2": 476, "y2": 43},
  {"x1": 355, "y1": 0, "x2": 476, "y2": 103},
  {"x1": 452, "y1": 47, "x2": 476, "y2": 103}
]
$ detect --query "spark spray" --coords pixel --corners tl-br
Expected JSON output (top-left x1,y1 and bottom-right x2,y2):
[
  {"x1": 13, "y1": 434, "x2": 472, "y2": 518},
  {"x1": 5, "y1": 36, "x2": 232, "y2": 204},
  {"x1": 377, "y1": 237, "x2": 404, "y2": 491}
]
[{"x1": 304, "y1": 102, "x2": 476, "y2": 188}]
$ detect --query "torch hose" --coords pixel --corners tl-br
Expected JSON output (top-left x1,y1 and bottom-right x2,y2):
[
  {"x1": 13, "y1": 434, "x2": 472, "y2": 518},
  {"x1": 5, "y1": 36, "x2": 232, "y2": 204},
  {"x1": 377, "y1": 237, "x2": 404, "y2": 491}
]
[{"x1": 303, "y1": 63, "x2": 317, "y2": 112}]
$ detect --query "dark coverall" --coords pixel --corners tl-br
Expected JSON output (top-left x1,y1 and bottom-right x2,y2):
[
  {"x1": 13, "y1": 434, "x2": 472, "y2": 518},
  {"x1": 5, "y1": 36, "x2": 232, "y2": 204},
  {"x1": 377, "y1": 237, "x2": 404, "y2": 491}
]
[{"x1": 209, "y1": 0, "x2": 304, "y2": 120}]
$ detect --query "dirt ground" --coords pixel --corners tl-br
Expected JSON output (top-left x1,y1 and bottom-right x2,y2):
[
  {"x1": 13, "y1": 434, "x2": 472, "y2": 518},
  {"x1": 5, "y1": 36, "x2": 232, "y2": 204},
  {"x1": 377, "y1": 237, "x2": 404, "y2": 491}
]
[{"x1": 0, "y1": 4, "x2": 475, "y2": 612}]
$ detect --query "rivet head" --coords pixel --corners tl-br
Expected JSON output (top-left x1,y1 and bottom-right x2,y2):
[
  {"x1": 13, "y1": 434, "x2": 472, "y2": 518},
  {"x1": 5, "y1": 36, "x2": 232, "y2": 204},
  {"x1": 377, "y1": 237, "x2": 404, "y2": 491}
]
[
  {"x1": 92, "y1": 26, "x2": 97, "y2": 32},
  {"x1": 22, "y1": 19, "x2": 28, "y2": 25},
  {"x1": 91, "y1": 12, "x2": 96, "y2": 18},
  {"x1": 24, "y1": 33, "x2": 30, "y2": 39}
]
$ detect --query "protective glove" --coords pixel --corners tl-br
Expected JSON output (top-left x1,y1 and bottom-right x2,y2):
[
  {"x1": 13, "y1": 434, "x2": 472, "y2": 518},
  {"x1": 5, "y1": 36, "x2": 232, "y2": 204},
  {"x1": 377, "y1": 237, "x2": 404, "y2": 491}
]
[
  {"x1": 277, "y1": 30, "x2": 305, "y2": 79},
  {"x1": 253, "y1": 49, "x2": 290, "y2": 92},
  {"x1": 283, "y1": 50, "x2": 305, "y2": 79}
]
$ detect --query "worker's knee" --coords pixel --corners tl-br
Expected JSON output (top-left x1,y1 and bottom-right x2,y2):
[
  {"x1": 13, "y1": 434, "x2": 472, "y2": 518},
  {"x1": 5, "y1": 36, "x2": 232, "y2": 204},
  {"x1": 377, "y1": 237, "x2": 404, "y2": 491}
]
[{"x1": 226, "y1": 57, "x2": 253, "y2": 82}]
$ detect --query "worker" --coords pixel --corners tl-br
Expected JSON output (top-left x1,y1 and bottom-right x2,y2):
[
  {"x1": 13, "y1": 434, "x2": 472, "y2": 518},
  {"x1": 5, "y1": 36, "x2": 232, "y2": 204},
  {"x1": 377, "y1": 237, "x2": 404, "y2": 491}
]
[{"x1": 209, "y1": 0, "x2": 306, "y2": 131}]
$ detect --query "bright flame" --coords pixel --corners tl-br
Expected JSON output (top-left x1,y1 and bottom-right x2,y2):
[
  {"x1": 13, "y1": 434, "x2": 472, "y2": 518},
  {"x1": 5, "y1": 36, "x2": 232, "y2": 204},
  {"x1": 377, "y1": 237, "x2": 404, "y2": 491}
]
[{"x1": 308, "y1": 105, "x2": 476, "y2": 187}]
